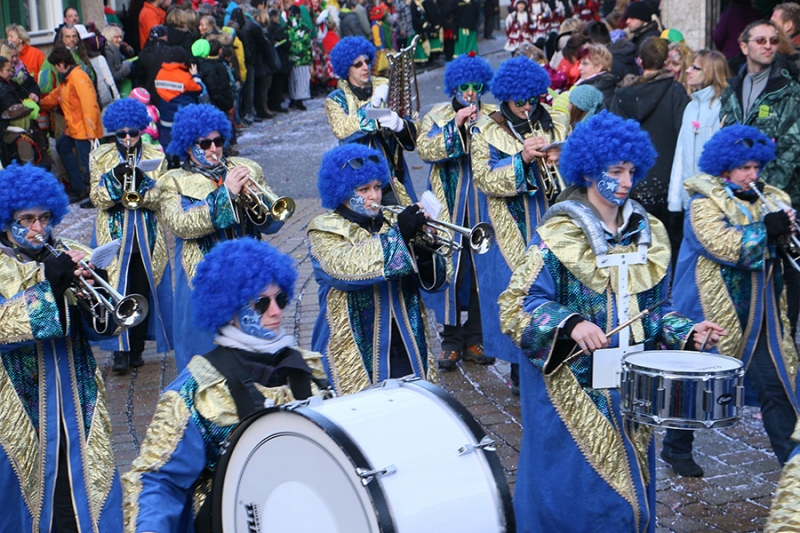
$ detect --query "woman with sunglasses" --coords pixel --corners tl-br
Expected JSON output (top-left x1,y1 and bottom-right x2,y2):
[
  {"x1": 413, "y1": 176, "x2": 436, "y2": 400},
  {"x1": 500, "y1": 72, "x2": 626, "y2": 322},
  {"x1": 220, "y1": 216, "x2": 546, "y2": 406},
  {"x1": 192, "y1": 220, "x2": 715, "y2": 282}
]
[
  {"x1": 662, "y1": 125, "x2": 800, "y2": 478},
  {"x1": 123, "y1": 238, "x2": 328, "y2": 532},
  {"x1": 88, "y1": 97, "x2": 173, "y2": 373},
  {"x1": 416, "y1": 53, "x2": 496, "y2": 371},
  {"x1": 326, "y1": 36, "x2": 417, "y2": 205},
  {"x1": 309, "y1": 144, "x2": 448, "y2": 395},
  {"x1": 470, "y1": 55, "x2": 569, "y2": 394},
  {"x1": 0, "y1": 163, "x2": 124, "y2": 532},
  {"x1": 157, "y1": 103, "x2": 286, "y2": 370}
]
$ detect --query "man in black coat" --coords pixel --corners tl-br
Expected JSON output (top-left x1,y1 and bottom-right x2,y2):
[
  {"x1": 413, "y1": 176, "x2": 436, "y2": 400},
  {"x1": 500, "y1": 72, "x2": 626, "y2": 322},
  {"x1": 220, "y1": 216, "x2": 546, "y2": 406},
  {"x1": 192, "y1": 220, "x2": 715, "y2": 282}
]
[
  {"x1": 132, "y1": 25, "x2": 177, "y2": 107},
  {"x1": 267, "y1": 8, "x2": 291, "y2": 113},
  {"x1": 624, "y1": 2, "x2": 660, "y2": 54},
  {"x1": 229, "y1": 8, "x2": 272, "y2": 124}
]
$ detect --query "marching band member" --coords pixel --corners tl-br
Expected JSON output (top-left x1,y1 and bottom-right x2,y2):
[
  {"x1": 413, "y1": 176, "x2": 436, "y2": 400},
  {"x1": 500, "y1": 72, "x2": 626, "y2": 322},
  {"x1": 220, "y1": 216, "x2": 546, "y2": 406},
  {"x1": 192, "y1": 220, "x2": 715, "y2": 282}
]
[
  {"x1": 123, "y1": 239, "x2": 327, "y2": 533},
  {"x1": 157, "y1": 103, "x2": 285, "y2": 370},
  {"x1": 89, "y1": 97, "x2": 173, "y2": 373},
  {"x1": 325, "y1": 36, "x2": 417, "y2": 204},
  {"x1": 417, "y1": 52, "x2": 496, "y2": 370},
  {"x1": 662, "y1": 125, "x2": 800, "y2": 477},
  {"x1": 309, "y1": 144, "x2": 449, "y2": 395},
  {"x1": 470, "y1": 55, "x2": 569, "y2": 391},
  {"x1": 0, "y1": 163, "x2": 123, "y2": 531},
  {"x1": 498, "y1": 111, "x2": 725, "y2": 533},
  {"x1": 766, "y1": 421, "x2": 800, "y2": 532}
]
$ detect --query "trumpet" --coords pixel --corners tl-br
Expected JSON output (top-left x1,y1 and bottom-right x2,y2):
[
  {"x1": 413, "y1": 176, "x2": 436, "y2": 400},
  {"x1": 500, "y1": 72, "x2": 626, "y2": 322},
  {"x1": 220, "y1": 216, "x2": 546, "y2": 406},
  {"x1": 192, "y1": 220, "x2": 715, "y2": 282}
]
[
  {"x1": 525, "y1": 112, "x2": 565, "y2": 202},
  {"x1": 213, "y1": 155, "x2": 295, "y2": 225},
  {"x1": 36, "y1": 236, "x2": 150, "y2": 333},
  {"x1": 372, "y1": 203, "x2": 495, "y2": 256},
  {"x1": 748, "y1": 180, "x2": 800, "y2": 272},
  {"x1": 121, "y1": 149, "x2": 142, "y2": 210}
]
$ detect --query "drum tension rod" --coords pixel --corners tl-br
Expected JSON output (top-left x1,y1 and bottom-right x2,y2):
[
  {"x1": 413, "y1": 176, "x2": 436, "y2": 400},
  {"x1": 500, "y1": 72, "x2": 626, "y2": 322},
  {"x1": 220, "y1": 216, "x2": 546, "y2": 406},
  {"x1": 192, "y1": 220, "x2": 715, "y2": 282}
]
[
  {"x1": 357, "y1": 465, "x2": 397, "y2": 486},
  {"x1": 458, "y1": 435, "x2": 496, "y2": 456}
]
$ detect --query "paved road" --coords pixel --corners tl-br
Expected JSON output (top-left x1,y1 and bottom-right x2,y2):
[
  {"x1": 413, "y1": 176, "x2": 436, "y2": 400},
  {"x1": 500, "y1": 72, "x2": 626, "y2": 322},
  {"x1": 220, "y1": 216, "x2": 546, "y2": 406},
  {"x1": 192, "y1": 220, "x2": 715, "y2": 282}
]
[{"x1": 54, "y1": 37, "x2": 787, "y2": 532}]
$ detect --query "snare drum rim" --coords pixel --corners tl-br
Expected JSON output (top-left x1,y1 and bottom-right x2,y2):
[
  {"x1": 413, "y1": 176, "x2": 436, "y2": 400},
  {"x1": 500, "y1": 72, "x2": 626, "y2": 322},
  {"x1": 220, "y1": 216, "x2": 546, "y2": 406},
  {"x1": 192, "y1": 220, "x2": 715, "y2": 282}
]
[{"x1": 622, "y1": 350, "x2": 743, "y2": 376}]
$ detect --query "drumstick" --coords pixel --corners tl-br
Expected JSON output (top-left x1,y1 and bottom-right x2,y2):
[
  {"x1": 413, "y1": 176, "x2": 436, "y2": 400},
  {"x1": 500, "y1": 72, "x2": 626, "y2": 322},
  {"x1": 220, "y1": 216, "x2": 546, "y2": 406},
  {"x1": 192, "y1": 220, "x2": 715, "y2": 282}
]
[
  {"x1": 698, "y1": 330, "x2": 711, "y2": 352},
  {"x1": 564, "y1": 297, "x2": 669, "y2": 361}
]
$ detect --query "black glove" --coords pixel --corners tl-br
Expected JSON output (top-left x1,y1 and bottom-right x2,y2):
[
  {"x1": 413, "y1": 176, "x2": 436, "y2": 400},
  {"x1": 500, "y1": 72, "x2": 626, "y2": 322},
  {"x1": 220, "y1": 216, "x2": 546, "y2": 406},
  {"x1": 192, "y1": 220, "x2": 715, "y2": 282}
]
[
  {"x1": 112, "y1": 164, "x2": 145, "y2": 189},
  {"x1": 112, "y1": 162, "x2": 128, "y2": 181},
  {"x1": 764, "y1": 211, "x2": 792, "y2": 238},
  {"x1": 396, "y1": 204, "x2": 426, "y2": 243},
  {"x1": 43, "y1": 254, "x2": 77, "y2": 299}
]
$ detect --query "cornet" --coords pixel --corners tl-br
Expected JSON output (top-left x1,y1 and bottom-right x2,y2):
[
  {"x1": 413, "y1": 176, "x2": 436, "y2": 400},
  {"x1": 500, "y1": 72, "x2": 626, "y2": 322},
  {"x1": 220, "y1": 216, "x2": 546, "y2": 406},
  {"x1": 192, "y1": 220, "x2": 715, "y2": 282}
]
[
  {"x1": 212, "y1": 155, "x2": 295, "y2": 225},
  {"x1": 36, "y1": 236, "x2": 150, "y2": 333},
  {"x1": 372, "y1": 203, "x2": 495, "y2": 256},
  {"x1": 121, "y1": 149, "x2": 142, "y2": 210},
  {"x1": 525, "y1": 112, "x2": 565, "y2": 202},
  {"x1": 748, "y1": 180, "x2": 800, "y2": 272}
]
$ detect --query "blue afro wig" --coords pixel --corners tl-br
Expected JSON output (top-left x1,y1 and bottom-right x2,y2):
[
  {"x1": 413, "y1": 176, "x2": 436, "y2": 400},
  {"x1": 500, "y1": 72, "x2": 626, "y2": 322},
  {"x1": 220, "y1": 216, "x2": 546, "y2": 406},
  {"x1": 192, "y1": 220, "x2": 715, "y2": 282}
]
[
  {"x1": 490, "y1": 56, "x2": 550, "y2": 103},
  {"x1": 559, "y1": 111, "x2": 656, "y2": 187},
  {"x1": 698, "y1": 124, "x2": 776, "y2": 177},
  {"x1": 166, "y1": 103, "x2": 232, "y2": 159},
  {"x1": 330, "y1": 37, "x2": 375, "y2": 79},
  {"x1": 192, "y1": 238, "x2": 297, "y2": 332},
  {"x1": 0, "y1": 163, "x2": 69, "y2": 229},
  {"x1": 102, "y1": 98, "x2": 151, "y2": 133},
  {"x1": 318, "y1": 144, "x2": 389, "y2": 209},
  {"x1": 443, "y1": 54, "x2": 493, "y2": 96}
]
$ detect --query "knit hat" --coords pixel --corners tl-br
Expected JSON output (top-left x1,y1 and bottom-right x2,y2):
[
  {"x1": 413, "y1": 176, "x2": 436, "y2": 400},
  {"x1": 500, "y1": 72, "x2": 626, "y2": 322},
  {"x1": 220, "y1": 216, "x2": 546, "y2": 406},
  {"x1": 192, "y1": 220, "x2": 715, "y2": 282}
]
[
  {"x1": 625, "y1": 2, "x2": 653, "y2": 22},
  {"x1": 660, "y1": 28, "x2": 684, "y2": 42},
  {"x1": 318, "y1": 144, "x2": 389, "y2": 209},
  {"x1": 443, "y1": 53, "x2": 493, "y2": 96},
  {"x1": 490, "y1": 56, "x2": 550, "y2": 103},
  {"x1": 165, "y1": 46, "x2": 188, "y2": 64},
  {"x1": 166, "y1": 103, "x2": 232, "y2": 159},
  {"x1": 698, "y1": 125, "x2": 776, "y2": 177},
  {"x1": 103, "y1": 98, "x2": 152, "y2": 133},
  {"x1": 569, "y1": 84, "x2": 603, "y2": 116},
  {"x1": 330, "y1": 36, "x2": 376, "y2": 79},
  {"x1": 0, "y1": 163, "x2": 69, "y2": 229},
  {"x1": 559, "y1": 110, "x2": 656, "y2": 187},
  {"x1": 192, "y1": 39, "x2": 211, "y2": 58},
  {"x1": 192, "y1": 238, "x2": 297, "y2": 332},
  {"x1": 129, "y1": 87, "x2": 151, "y2": 105},
  {"x1": 149, "y1": 24, "x2": 168, "y2": 40}
]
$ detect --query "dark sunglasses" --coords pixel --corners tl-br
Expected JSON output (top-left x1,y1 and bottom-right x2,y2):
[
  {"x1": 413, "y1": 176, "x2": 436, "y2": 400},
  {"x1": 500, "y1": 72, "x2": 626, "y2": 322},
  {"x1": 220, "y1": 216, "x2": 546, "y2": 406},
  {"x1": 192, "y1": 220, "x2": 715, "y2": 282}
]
[
  {"x1": 351, "y1": 59, "x2": 370, "y2": 69},
  {"x1": 341, "y1": 154, "x2": 381, "y2": 170},
  {"x1": 514, "y1": 96, "x2": 538, "y2": 107},
  {"x1": 115, "y1": 129, "x2": 140, "y2": 139},
  {"x1": 196, "y1": 136, "x2": 225, "y2": 150},
  {"x1": 747, "y1": 36, "x2": 779, "y2": 46},
  {"x1": 253, "y1": 292, "x2": 290, "y2": 314},
  {"x1": 735, "y1": 137, "x2": 768, "y2": 148},
  {"x1": 458, "y1": 83, "x2": 484, "y2": 93}
]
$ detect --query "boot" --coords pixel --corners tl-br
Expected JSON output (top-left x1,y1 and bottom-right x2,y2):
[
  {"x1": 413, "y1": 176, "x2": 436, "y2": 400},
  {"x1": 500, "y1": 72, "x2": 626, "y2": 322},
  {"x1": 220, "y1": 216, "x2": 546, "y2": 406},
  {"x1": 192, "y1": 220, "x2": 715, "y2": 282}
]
[
  {"x1": 113, "y1": 351, "x2": 129, "y2": 374},
  {"x1": 129, "y1": 350, "x2": 144, "y2": 368}
]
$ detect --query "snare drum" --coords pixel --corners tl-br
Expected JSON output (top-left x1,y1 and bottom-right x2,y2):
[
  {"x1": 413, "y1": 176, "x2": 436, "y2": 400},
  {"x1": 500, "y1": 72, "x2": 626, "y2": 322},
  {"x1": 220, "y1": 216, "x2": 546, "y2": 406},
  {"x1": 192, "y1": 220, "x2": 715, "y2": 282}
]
[
  {"x1": 211, "y1": 379, "x2": 514, "y2": 533},
  {"x1": 620, "y1": 351, "x2": 744, "y2": 429}
]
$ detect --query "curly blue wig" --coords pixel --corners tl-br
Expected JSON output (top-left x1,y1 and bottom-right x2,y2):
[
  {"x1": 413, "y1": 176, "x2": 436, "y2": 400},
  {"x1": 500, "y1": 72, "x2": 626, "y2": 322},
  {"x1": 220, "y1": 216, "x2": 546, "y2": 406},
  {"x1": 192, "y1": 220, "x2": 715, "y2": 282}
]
[
  {"x1": 0, "y1": 163, "x2": 69, "y2": 229},
  {"x1": 698, "y1": 124, "x2": 776, "y2": 177},
  {"x1": 192, "y1": 238, "x2": 297, "y2": 332},
  {"x1": 559, "y1": 111, "x2": 656, "y2": 187},
  {"x1": 318, "y1": 144, "x2": 389, "y2": 209},
  {"x1": 330, "y1": 37, "x2": 376, "y2": 79},
  {"x1": 443, "y1": 54, "x2": 493, "y2": 96},
  {"x1": 166, "y1": 103, "x2": 232, "y2": 159},
  {"x1": 102, "y1": 98, "x2": 151, "y2": 133},
  {"x1": 490, "y1": 56, "x2": 550, "y2": 103}
]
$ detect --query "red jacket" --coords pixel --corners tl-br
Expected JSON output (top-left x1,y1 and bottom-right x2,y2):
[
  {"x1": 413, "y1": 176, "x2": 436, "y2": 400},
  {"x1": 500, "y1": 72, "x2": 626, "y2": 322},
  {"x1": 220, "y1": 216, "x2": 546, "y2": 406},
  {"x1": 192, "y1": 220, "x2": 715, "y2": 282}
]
[
  {"x1": 139, "y1": 2, "x2": 166, "y2": 50},
  {"x1": 19, "y1": 44, "x2": 45, "y2": 83}
]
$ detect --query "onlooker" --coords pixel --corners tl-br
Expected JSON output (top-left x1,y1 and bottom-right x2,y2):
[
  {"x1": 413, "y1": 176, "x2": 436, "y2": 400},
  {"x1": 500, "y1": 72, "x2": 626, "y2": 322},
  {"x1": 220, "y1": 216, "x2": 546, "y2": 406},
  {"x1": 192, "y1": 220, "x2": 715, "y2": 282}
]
[
  {"x1": 574, "y1": 43, "x2": 616, "y2": 108},
  {"x1": 165, "y1": 5, "x2": 199, "y2": 55},
  {"x1": 154, "y1": 46, "x2": 203, "y2": 148},
  {"x1": 52, "y1": 6, "x2": 82, "y2": 42},
  {"x1": 78, "y1": 24, "x2": 120, "y2": 110},
  {"x1": 567, "y1": 83, "x2": 603, "y2": 125},
  {"x1": 484, "y1": 0, "x2": 499, "y2": 39},
  {"x1": 5, "y1": 24, "x2": 46, "y2": 82},
  {"x1": 772, "y1": 2, "x2": 800, "y2": 48},
  {"x1": 505, "y1": 1, "x2": 534, "y2": 55},
  {"x1": 556, "y1": 34, "x2": 589, "y2": 88},
  {"x1": 607, "y1": 26, "x2": 639, "y2": 80},
  {"x1": 195, "y1": 38, "x2": 234, "y2": 115},
  {"x1": 102, "y1": 24, "x2": 135, "y2": 97},
  {"x1": 132, "y1": 24, "x2": 174, "y2": 106},
  {"x1": 139, "y1": 0, "x2": 168, "y2": 52},
  {"x1": 340, "y1": 0, "x2": 371, "y2": 38},
  {"x1": 665, "y1": 40, "x2": 693, "y2": 93},
  {"x1": 454, "y1": 0, "x2": 479, "y2": 56},
  {"x1": 268, "y1": 8, "x2": 291, "y2": 113},
  {"x1": 713, "y1": 0, "x2": 761, "y2": 59},
  {"x1": 287, "y1": 5, "x2": 313, "y2": 110},
  {"x1": 624, "y1": 1, "x2": 660, "y2": 53},
  {"x1": 39, "y1": 25, "x2": 97, "y2": 95}
]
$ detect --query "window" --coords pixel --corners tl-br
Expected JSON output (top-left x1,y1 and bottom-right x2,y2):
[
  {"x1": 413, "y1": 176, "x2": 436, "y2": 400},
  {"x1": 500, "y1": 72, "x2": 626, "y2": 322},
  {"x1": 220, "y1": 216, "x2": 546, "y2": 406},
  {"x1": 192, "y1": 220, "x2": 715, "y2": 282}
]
[{"x1": 1, "y1": 0, "x2": 81, "y2": 45}]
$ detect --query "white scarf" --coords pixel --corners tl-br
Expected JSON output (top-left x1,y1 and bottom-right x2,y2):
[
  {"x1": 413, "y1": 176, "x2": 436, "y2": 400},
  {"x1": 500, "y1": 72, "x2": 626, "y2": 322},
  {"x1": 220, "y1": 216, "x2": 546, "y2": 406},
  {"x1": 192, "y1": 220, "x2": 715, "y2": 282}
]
[{"x1": 215, "y1": 324, "x2": 297, "y2": 354}]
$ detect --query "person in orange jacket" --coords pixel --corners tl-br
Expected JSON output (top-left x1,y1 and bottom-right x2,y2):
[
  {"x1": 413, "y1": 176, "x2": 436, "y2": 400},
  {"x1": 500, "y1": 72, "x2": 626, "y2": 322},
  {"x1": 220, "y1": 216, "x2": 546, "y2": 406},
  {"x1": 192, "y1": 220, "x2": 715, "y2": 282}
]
[
  {"x1": 139, "y1": 0, "x2": 168, "y2": 52},
  {"x1": 153, "y1": 46, "x2": 203, "y2": 152},
  {"x1": 39, "y1": 46, "x2": 101, "y2": 203}
]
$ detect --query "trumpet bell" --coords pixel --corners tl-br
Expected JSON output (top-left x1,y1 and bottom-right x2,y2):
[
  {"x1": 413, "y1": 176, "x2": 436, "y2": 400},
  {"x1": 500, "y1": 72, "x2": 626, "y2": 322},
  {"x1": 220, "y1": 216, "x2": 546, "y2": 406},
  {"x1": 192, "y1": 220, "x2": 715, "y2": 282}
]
[
  {"x1": 470, "y1": 223, "x2": 495, "y2": 255},
  {"x1": 272, "y1": 196, "x2": 296, "y2": 222},
  {"x1": 122, "y1": 191, "x2": 142, "y2": 210},
  {"x1": 114, "y1": 294, "x2": 150, "y2": 328}
]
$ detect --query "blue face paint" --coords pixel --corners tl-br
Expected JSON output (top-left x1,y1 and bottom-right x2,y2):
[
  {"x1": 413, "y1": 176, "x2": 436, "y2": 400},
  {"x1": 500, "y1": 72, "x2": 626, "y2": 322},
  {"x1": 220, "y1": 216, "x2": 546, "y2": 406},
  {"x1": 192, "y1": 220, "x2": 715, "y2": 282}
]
[
  {"x1": 347, "y1": 192, "x2": 380, "y2": 218},
  {"x1": 595, "y1": 172, "x2": 627, "y2": 206},
  {"x1": 190, "y1": 144, "x2": 217, "y2": 167},
  {"x1": 455, "y1": 90, "x2": 480, "y2": 108},
  {"x1": 9, "y1": 221, "x2": 50, "y2": 251},
  {"x1": 236, "y1": 305, "x2": 278, "y2": 340}
]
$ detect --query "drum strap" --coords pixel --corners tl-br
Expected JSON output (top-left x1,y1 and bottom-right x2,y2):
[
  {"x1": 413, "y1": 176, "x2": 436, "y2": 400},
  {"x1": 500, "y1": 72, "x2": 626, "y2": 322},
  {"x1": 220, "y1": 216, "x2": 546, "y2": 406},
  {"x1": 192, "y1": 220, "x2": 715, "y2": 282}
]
[{"x1": 203, "y1": 346, "x2": 269, "y2": 419}]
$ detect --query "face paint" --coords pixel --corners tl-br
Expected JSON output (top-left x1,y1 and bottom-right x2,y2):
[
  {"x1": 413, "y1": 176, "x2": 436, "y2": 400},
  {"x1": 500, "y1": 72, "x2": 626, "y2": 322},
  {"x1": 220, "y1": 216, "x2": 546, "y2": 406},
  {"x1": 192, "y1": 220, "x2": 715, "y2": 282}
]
[
  {"x1": 9, "y1": 221, "x2": 51, "y2": 251},
  {"x1": 191, "y1": 144, "x2": 217, "y2": 167},
  {"x1": 236, "y1": 304, "x2": 278, "y2": 340},
  {"x1": 596, "y1": 172, "x2": 627, "y2": 206},
  {"x1": 347, "y1": 192, "x2": 380, "y2": 218},
  {"x1": 455, "y1": 91, "x2": 480, "y2": 108}
]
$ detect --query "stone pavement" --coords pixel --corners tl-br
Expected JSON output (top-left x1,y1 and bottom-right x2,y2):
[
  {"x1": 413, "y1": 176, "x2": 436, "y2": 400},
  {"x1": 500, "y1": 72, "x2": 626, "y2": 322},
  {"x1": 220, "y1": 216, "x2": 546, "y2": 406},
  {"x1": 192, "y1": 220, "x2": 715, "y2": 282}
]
[{"x1": 56, "y1": 195, "x2": 785, "y2": 533}]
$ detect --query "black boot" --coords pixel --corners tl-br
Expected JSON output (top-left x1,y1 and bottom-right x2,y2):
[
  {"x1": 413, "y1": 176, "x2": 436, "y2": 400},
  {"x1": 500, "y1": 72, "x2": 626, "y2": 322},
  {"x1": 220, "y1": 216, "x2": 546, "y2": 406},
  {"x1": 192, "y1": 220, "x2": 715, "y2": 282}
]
[
  {"x1": 113, "y1": 351, "x2": 129, "y2": 374},
  {"x1": 129, "y1": 350, "x2": 144, "y2": 368}
]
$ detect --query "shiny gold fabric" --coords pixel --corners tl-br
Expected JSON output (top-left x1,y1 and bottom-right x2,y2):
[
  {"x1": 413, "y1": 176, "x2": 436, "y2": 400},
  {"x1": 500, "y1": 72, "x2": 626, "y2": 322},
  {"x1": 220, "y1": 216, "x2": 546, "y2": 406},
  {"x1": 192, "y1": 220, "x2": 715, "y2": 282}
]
[
  {"x1": 90, "y1": 143, "x2": 170, "y2": 287},
  {"x1": 325, "y1": 77, "x2": 389, "y2": 141},
  {"x1": 309, "y1": 213, "x2": 389, "y2": 280},
  {"x1": 498, "y1": 244, "x2": 545, "y2": 347},
  {"x1": 767, "y1": 423, "x2": 800, "y2": 533}
]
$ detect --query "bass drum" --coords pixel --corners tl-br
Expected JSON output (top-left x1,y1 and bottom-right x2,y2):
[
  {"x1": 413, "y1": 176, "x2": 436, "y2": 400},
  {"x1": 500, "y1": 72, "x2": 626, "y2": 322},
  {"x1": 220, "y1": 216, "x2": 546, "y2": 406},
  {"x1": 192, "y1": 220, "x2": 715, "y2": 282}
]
[{"x1": 212, "y1": 378, "x2": 514, "y2": 533}]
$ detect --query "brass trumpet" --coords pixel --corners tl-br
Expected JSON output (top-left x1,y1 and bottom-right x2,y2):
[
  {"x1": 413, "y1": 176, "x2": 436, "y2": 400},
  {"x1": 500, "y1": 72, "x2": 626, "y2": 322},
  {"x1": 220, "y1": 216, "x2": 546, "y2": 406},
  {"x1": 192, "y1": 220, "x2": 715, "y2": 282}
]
[
  {"x1": 213, "y1": 155, "x2": 295, "y2": 225},
  {"x1": 372, "y1": 203, "x2": 495, "y2": 256},
  {"x1": 36, "y1": 236, "x2": 150, "y2": 333},
  {"x1": 525, "y1": 112, "x2": 565, "y2": 202},
  {"x1": 749, "y1": 180, "x2": 800, "y2": 272},
  {"x1": 121, "y1": 150, "x2": 142, "y2": 210}
]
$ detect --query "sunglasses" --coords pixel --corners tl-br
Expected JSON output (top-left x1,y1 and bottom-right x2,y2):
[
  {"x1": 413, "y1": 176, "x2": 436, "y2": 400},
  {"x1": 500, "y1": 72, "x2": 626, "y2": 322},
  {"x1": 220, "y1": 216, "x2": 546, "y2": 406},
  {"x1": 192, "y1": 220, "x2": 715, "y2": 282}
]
[
  {"x1": 196, "y1": 135, "x2": 225, "y2": 150},
  {"x1": 253, "y1": 292, "x2": 290, "y2": 314},
  {"x1": 14, "y1": 212, "x2": 52, "y2": 228},
  {"x1": 514, "y1": 96, "x2": 538, "y2": 107},
  {"x1": 115, "y1": 129, "x2": 140, "y2": 139},
  {"x1": 341, "y1": 154, "x2": 381, "y2": 170},
  {"x1": 735, "y1": 137, "x2": 768, "y2": 148},
  {"x1": 747, "y1": 36, "x2": 779, "y2": 46},
  {"x1": 458, "y1": 83, "x2": 484, "y2": 93},
  {"x1": 351, "y1": 59, "x2": 370, "y2": 69}
]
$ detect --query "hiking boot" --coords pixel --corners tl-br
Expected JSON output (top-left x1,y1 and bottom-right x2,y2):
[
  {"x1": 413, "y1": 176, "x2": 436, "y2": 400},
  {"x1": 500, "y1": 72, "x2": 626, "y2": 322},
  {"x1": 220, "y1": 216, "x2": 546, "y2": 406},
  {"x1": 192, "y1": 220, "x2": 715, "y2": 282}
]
[
  {"x1": 129, "y1": 351, "x2": 144, "y2": 368},
  {"x1": 112, "y1": 351, "x2": 129, "y2": 374},
  {"x1": 660, "y1": 451, "x2": 704, "y2": 477},
  {"x1": 463, "y1": 344, "x2": 495, "y2": 365},
  {"x1": 437, "y1": 350, "x2": 462, "y2": 370}
]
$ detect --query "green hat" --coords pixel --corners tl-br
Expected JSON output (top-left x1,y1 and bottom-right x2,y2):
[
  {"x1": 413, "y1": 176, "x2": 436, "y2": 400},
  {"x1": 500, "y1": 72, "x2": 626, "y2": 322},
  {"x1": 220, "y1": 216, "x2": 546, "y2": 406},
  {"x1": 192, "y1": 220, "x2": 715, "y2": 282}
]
[
  {"x1": 192, "y1": 39, "x2": 211, "y2": 58},
  {"x1": 660, "y1": 28, "x2": 684, "y2": 43}
]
